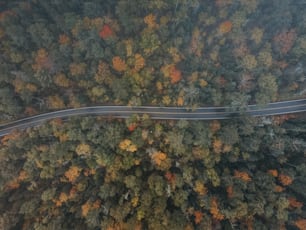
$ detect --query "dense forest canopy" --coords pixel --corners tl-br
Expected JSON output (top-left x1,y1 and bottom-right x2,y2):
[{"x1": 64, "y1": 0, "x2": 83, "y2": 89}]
[
  {"x1": 0, "y1": 0, "x2": 306, "y2": 229},
  {"x1": 0, "y1": 0, "x2": 305, "y2": 121}
]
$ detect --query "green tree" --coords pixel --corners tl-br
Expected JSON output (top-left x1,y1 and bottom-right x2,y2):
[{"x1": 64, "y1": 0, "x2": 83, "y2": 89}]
[
  {"x1": 220, "y1": 124, "x2": 239, "y2": 145},
  {"x1": 0, "y1": 86, "x2": 22, "y2": 118},
  {"x1": 255, "y1": 74, "x2": 278, "y2": 106}
]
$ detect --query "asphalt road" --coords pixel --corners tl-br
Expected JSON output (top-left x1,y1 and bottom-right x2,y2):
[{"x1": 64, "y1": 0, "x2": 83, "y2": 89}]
[{"x1": 0, "y1": 98, "x2": 306, "y2": 137}]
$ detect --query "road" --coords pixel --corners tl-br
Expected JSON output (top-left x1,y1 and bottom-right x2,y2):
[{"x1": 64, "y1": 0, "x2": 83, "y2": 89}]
[{"x1": 0, "y1": 99, "x2": 306, "y2": 137}]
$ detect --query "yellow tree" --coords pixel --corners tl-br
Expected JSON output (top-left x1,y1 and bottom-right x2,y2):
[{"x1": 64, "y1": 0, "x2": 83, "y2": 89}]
[
  {"x1": 75, "y1": 143, "x2": 91, "y2": 156},
  {"x1": 64, "y1": 166, "x2": 81, "y2": 183},
  {"x1": 47, "y1": 95, "x2": 65, "y2": 109},
  {"x1": 54, "y1": 73, "x2": 71, "y2": 87}
]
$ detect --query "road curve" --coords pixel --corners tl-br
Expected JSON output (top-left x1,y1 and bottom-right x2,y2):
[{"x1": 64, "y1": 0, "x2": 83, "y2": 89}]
[{"x1": 1, "y1": 99, "x2": 306, "y2": 137}]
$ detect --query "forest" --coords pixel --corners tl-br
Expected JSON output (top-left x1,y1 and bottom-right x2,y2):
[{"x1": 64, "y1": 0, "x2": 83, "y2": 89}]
[{"x1": 0, "y1": 0, "x2": 306, "y2": 229}]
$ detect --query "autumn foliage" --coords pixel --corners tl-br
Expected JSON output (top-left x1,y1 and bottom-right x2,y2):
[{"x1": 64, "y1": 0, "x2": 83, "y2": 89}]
[
  {"x1": 1, "y1": 2, "x2": 306, "y2": 229},
  {"x1": 234, "y1": 170, "x2": 252, "y2": 182},
  {"x1": 119, "y1": 139, "x2": 138, "y2": 152},
  {"x1": 5, "y1": 179, "x2": 20, "y2": 190},
  {"x1": 274, "y1": 185, "x2": 285, "y2": 193},
  {"x1": 193, "y1": 210, "x2": 203, "y2": 224},
  {"x1": 273, "y1": 29, "x2": 296, "y2": 54},
  {"x1": 288, "y1": 197, "x2": 303, "y2": 209},
  {"x1": 294, "y1": 219, "x2": 306, "y2": 230},
  {"x1": 267, "y1": 169, "x2": 278, "y2": 177},
  {"x1": 210, "y1": 197, "x2": 224, "y2": 220},
  {"x1": 24, "y1": 106, "x2": 37, "y2": 116},
  {"x1": 4, "y1": 170, "x2": 28, "y2": 191},
  {"x1": 75, "y1": 143, "x2": 91, "y2": 156},
  {"x1": 144, "y1": 14, "x2": 158, "y2": 29},
  {"x1": 54, "y1": 73, "x2": 71, "y2": 87},
  {"x1": 278, "y1": 173, "x2": 293, "y2": 186},
  {"x1": 47, "y1": 95, "x2": 65, "y2": 109},
  {"x1": 99, "y1": 24, "x2": 114, "y2": 39},
  {"x1": 218, "y1": 20, "x2": 233, "y2": 34},
  {"x1": 161, "y1": 64, "x2": 182, "y2": 84},
  {"x1": 69, "y1": 62, "x2": 87, "y2": 76},
  {"x1": 32, "y1": 48, "x2": 53, "y2": 72},
  {"x1": 194, "y1": 180, "x2": 207, "y2": 196},
  {"x1": 165, "y1": 171, "x2": 176, "y2": 187},
  {"x1": 54, "y1": 192, "x2": 69, "y2": 207},
  {"x1": 226, "y1": 185, "x2": 234, "y2": 198},
  {"x1": 127, "y1": 123, "x2": 137, "y2": 131},
  {"x1": 95, "y1": 61, "x2": 112, "y2": 85},
  {"x1": 64, "y1": 166, "x2": 81, "y2": 183},
  {"x1": 212, "y1": 138, "x2": 223, "y2": 154},
  {"x1": 58, "y1": 34, "x2": 70, "y2": 45},
  {"x1": 210, "y1": 120, "x2": 221, "y2": 133},
  {"x1": 112, "y1": 56, "x2": 127, "y2": 72},
  {"x1": 133, "y1": 53, "x2": 145, "y2": 72},
  {"x1": 81, "y1": 200, "x2": 102, "y2": 217},
  {"x1": 150, "y1": 151, "x2": 167, "y2": 166},
  {"x1": 1, "y1": 130, "x2": 21, "y2": 146}
]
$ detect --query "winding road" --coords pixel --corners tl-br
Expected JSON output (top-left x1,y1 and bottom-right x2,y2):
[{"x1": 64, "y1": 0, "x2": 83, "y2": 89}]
[{"x1": 1, "y1": 98, "x2": 306, "y2": 137}]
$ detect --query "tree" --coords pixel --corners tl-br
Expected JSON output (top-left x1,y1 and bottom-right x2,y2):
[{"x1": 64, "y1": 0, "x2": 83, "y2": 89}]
[
  {"x1": 47, "y1": 95, "x2": 65, "y2": 110},
  {"x1": 189, "y1": 121, "x2": 212, "y2": 147},
  {"x1": 256, "y1": 74, "x2": 278, "y2": 106},
  {"x1": 220, "y1": 124, "x2": 239, "y2": 145},
  {"x1": 226, "y1": 92, "x2": 251, "y2": 112},
  {"x1": 111, "y1": 78, "x2": 131, "y2": 103},
  {"x1": 0, "y1": 86, "x2": 22, "y2": 118},
  {"x1": 167, "y1": 130, "x2": 185, "y2": 156}
]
